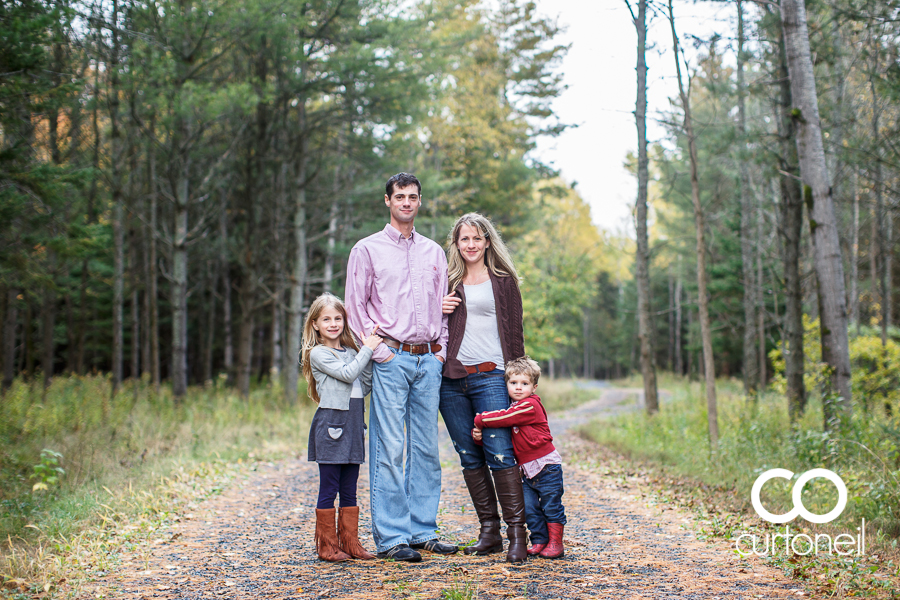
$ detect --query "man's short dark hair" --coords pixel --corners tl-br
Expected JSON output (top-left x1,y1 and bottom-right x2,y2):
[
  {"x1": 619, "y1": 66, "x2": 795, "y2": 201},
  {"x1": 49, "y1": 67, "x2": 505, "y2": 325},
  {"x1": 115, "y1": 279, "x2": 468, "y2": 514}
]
[{"x1": 386, "y1": 173, "x2": 421, "y2": 197}]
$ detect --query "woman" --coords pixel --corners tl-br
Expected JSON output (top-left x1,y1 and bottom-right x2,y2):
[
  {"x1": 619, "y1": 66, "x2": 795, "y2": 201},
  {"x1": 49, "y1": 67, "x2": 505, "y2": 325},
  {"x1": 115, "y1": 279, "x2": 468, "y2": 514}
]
[{"x1": 439, "y1": 213, "x2": 528, "y2": 563}]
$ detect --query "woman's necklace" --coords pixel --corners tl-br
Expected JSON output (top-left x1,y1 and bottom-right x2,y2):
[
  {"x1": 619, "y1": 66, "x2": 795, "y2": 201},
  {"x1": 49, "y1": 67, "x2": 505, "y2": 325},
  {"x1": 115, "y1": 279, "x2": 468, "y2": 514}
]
[{"x1": 464, "y1": 265, "x2": 489, "y2": 286}]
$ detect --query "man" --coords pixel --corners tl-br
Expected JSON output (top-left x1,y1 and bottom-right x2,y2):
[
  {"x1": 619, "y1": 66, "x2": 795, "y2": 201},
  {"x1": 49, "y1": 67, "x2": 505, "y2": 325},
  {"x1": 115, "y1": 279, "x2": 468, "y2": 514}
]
[{"x1": 345, "y1": 172, "x2": 458, "y2": 562}]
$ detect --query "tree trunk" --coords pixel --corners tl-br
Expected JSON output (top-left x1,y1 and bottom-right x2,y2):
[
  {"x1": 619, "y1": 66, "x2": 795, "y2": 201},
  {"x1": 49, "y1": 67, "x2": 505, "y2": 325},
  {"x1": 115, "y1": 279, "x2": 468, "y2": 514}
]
[
  {"x1": 219, "y1": 195, "x2": 234, "y2": 382},
  {"x1": 757, "y1": 191, "x2": 766, "y2": 387},
  {"x1": 148, "y1": 116, "x2": 161, "y2": 390},
  {"x1": 669, "y1": 0, "x2": 717, "y2": 446},
  {"x1": 110, "y1": 0, "x2": 124, "y2": 395},
  {"x1": 128, "y1": 118, "x2": 140, "y2": 387},
  {"x1": 780, "y1": 0, "x2": 853, "y2": 421},
  {"x1": 76, "y1": 61, "x2": 103, "y2": 375},
  {"x1": 737, "y1": 0, "x2": 757, "y2": 395},
  {"x1": 270, "y1": 164, "x2": 284, "y2": 377},
  {"x1": 3, "y1": 288, "x2": 18, "y2": 391},
  {"x1": 887, "y1": 211, "x2": 893, "y2": 338},
  {"x1": 668, "y1": 274, "x2": 675, "y2": 371},
  {"x1": 583, "y1": 310, "x2": 590, "y2": 378},
  {"x1": 24, "y1": 300, "x2": 34, "y2": 379},
  {"x1": 324, "y1": 152, "x2": 342, "y2": 293},
  {"x1": 871, "y1": 202, "x2": 879, "y2": 323},
  {"x1": 632, "y1": 0, "x2": 658, "y2": 414},
  {"x1": 775, "y1": 19, "x2": 807, "y2": 419},
  {"x1": 171, "y1": 125, "x2": 190, "y2": 399},
  {"x1": 871, "y1": 48, "x2": 887, "y2": 346},
  {"x1": 41, "y1": 256, "x2": 56, "y2": 389},
  {"x1": 236, "y1": 288, "x2": 255, "y2": 397},
  {"x1": 851, "y1": 169, "x2": 859, "y2": 333},
  {"x1": 142, "y1": 197, "x2": 152, "y2": 378},
  {"x1": 131, "y1": 287, "x2": 139, "y2": 380},
  {"x1": 674, "y1": 264, "x2": 683, "y2": 376},
  {"x1": 204, "y1": 259, "x2": 217, "y2": 383},
  {"x1": 285, "y1": 83, "x2": 309, "y2": 404},
  {"x1": 687, "y1": 306, "x2": 694, "y2": 380}
]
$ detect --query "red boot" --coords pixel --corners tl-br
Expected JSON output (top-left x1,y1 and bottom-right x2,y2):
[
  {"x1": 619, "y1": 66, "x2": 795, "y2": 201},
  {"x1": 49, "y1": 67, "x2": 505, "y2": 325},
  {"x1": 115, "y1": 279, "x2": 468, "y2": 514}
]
[
  {"x1": 526, "y1": 543, "x2": 546, "y2": 556},
  {"x1": 538, "y1": 523, "x2": 564, "y2": 559}
]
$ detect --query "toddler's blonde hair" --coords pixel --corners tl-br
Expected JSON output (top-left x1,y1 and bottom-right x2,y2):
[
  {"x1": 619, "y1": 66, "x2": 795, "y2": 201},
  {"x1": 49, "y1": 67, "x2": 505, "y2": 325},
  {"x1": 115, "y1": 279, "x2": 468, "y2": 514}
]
[{"x1": 505, "y1": 356, "x2": 541, "y2": 386}]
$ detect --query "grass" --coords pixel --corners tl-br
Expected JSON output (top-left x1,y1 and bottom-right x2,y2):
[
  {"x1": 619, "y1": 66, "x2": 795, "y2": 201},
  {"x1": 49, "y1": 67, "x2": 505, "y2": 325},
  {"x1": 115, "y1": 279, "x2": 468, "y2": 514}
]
[
  {"x1": 578, "y1": 373, "x2": 900, "y2": 598},
  {"x1": 0, "y1": 374, "x2": 315, "y2": 595},
  {"x1": 439, "y1": 570, "x2": 478, "y2": 600},
  {"x1": 583, "y1": 374, "x2": 900, "y2": 533},
  {"x1": 538, "y1": 378, "x2": 599, "y2": 412}
]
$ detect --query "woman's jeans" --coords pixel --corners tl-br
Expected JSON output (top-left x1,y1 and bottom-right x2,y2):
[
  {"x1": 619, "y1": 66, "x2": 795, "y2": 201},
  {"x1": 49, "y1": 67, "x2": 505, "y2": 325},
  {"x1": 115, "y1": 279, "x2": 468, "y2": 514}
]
[
  {"x1": 440, "y1": 369, "x2": 517, "y2": 471},
  {"x1": 370, "y1": 347, "x2": 443, "y2": 552},
  {"x1": 522, "y1": 463, "x2": 567, "y2": 544}
]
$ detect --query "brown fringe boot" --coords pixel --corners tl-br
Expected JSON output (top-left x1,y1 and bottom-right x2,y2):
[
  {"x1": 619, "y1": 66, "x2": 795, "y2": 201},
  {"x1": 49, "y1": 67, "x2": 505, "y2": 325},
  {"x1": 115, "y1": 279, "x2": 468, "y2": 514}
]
[
  {"x1": 315, "y1": 508, "x2": 351, "y2": 562},
  {"x1": 338, "y1": 506, "x2": 375, "y2": 560}
]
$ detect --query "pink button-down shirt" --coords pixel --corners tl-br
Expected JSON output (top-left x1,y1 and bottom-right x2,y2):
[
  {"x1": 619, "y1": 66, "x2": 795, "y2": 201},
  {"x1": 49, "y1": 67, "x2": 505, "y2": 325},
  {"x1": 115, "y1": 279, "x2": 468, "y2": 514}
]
[{"x1": 345, "y1": 223, "x2": 449, "y2": 363}]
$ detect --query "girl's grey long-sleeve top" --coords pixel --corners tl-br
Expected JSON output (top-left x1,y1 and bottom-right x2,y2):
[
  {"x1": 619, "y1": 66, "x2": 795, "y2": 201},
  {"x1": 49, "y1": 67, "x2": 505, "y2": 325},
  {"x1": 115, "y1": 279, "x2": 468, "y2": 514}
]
[{"x1": 308, "y1": 345, "x2": 373, "y2": 410}]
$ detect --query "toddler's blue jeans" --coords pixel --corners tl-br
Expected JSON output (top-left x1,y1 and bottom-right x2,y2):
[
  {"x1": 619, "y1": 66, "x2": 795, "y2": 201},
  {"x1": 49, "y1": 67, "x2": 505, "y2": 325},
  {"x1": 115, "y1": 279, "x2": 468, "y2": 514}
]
[{"x1": 522, "y1": 463, "x2": 567, "y2": 545}]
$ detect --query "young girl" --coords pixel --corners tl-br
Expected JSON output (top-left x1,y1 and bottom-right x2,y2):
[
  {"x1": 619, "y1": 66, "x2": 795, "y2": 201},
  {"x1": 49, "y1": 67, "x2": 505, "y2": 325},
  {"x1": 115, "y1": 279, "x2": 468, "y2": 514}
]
[{"x1": 301, "y1": 293, "x2": 382, "y2": 562}]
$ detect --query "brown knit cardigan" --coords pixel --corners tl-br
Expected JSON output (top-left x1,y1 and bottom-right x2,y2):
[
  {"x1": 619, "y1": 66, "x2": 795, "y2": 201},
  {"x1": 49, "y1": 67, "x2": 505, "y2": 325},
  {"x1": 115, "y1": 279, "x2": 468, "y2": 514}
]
[{"x1": 442, "y1": 272, "x2": 525, "y2": 379}]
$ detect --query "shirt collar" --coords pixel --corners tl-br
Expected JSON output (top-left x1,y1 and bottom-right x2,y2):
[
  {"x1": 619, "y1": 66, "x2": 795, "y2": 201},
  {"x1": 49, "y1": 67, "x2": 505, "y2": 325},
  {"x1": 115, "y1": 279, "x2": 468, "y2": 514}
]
[{"x1": 383, "y1": 223, "x2": 417, "y2": 243}]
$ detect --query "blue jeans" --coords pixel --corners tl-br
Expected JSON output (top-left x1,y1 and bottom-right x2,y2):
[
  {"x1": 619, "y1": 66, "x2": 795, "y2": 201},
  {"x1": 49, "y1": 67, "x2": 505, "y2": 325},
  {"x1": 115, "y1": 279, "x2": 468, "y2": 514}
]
[
  {"x1": 369, "y1": 347, "x2": 443, "y2": 552},
  {"x1": 523, "y1": 464, "x2": 566, "y2": 545},
  {"x1": 439, "y1": 370, "x2": 516, "y2": 471}
]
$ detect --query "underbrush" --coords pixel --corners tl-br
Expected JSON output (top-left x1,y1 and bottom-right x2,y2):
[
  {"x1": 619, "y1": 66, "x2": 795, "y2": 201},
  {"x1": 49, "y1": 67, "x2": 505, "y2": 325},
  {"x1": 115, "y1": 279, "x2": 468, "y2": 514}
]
[
  {"x1": 0, "y1": 374, "x2": 314, "y2": 594},
  {"x1": 580, "y1": 374, "x2": 900, "y2": 550},
  {"x1": 538, "y1": 378, "x2": 599, "y2": 412}
]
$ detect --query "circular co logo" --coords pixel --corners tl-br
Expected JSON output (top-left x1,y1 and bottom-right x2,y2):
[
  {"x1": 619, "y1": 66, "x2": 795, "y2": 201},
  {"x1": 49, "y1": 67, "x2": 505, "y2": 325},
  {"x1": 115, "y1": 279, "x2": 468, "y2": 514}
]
[{"x1": 751, "y1": 468, "x2": 848, "y2": 524}]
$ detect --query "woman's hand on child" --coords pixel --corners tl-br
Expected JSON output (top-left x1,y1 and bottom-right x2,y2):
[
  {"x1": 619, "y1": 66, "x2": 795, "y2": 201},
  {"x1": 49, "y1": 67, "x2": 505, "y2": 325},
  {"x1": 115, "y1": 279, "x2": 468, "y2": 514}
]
[
  {"x1": 442, "y1": 291, "x2": 462, "y2": 315},
  {"x1": 471, "y1": 427, "x2": 482, "y2": 441}
]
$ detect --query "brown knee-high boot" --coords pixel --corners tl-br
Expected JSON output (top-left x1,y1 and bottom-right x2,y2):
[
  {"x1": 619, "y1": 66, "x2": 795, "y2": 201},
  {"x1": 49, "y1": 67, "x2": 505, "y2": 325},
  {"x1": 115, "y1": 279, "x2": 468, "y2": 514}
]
[
  {"x1": 315, "y1": 508, "x2": 351, "y2": 562},
  {"x1": 461, "y1": 467, "x2": 504, "y2": 555},
  {"x1": 338, "y1": 506, "x2": 375, "y2": 559},
  {"x1": 492, "y1": 466, "x2": 528, "y2": 563}
]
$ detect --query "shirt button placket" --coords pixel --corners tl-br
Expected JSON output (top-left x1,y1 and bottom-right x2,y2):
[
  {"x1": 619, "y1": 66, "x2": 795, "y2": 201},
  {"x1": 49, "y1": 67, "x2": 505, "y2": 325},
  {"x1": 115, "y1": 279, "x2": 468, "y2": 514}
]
[{"x1": 410, "y1": 243, "x2": 421, "y2": 338}]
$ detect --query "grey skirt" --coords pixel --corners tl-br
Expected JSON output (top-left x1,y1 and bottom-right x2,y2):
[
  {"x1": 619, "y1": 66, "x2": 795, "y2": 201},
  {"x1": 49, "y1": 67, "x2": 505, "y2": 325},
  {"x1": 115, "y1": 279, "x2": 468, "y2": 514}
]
[{"x1": 307, "y1": 396, "x2": 366, "y2": 464}]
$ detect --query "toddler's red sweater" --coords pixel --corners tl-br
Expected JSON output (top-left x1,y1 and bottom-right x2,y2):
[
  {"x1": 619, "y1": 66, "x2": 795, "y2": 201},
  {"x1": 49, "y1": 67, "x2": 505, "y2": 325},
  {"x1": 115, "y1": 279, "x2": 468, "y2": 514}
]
[{"x1": 473, "y1": 394, "x2": 555, "y2": 464}]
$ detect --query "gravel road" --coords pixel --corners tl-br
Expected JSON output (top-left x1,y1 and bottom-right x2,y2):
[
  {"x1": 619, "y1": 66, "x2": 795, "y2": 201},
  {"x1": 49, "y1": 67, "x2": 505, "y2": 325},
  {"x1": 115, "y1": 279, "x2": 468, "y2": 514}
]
[{"x1": 91, "y1": 386, "x2": 800, "y2": 600}]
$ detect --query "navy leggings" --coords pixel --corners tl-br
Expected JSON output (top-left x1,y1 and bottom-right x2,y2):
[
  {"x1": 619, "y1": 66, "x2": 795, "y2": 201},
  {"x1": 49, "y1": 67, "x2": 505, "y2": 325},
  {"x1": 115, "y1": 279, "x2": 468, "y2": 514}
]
[{"x1": 317, "y1": 464, "x2": 360, "y2": 509}]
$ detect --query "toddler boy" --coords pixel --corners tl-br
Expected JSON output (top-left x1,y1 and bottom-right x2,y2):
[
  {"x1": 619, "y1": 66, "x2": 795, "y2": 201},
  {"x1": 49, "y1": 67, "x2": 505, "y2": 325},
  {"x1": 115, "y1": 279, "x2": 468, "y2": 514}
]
[{"x1": 472, "y1": 357, "x2": 567, "y2": 558}]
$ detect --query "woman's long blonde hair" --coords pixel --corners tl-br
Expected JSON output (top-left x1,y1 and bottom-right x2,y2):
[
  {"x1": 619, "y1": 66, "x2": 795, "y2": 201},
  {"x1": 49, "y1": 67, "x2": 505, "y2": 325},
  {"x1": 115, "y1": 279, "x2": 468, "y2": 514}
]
[
  {"x1": 446, "y1": 213, "x2": 519, "y2": 292},
  {"x1": 300, "y1": 293, "x2": 359, "y2": 404}
]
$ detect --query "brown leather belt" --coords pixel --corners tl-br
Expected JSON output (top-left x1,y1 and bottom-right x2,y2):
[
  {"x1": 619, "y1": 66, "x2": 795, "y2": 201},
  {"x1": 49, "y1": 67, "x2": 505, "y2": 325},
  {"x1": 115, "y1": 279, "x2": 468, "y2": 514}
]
[
  {"x1": 383, "y1": 338, "x2": 442, "y2": 355},
  {"x1": 464, "y1": 361, "x2": 497, "y2": 375}
]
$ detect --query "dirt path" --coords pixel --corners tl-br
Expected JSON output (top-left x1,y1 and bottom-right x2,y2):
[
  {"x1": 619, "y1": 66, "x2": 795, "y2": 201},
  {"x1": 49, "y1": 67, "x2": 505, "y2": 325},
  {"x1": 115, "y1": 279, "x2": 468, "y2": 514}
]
[{"x1": 93, "y1": 388, "x2": 801, "y2": 599}]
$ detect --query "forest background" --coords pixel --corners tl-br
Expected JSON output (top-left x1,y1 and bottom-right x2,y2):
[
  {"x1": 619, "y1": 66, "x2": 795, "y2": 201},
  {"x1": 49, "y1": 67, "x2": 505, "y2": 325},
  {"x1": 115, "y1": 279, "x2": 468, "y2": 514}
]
[{"x1": 4, "y1": 0, "x2": 900, "y2": 594}]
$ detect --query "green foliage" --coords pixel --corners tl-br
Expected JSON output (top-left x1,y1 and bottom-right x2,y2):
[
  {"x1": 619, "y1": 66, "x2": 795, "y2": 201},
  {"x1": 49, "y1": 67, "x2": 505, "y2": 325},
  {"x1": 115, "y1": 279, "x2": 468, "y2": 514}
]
[
  {"x1": 771, "y1": 315, "x2": 900, "y2": 413},
  {"x1": 537, "y1": 379, "x2": 598, "y2": 412},
  {"x1": 581, "y1": 376, "x2": 900, "y2": 535},
  {"x1": 516, "y1": 179, "x2": 612, "y2": 363},
  {"x1": 0, "y1": 375, "x2": 315, "y2": 542},
  {"x1": 30, "y1": 450, "x2": 64, "y2": 493}
]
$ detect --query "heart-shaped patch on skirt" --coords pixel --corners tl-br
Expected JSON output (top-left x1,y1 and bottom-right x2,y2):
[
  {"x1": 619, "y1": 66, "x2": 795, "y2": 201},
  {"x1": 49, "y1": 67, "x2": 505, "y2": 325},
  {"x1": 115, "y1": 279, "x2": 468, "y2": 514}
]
[{"x1": 328, "y1": 427, "x2": 343, "y2": 439}]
